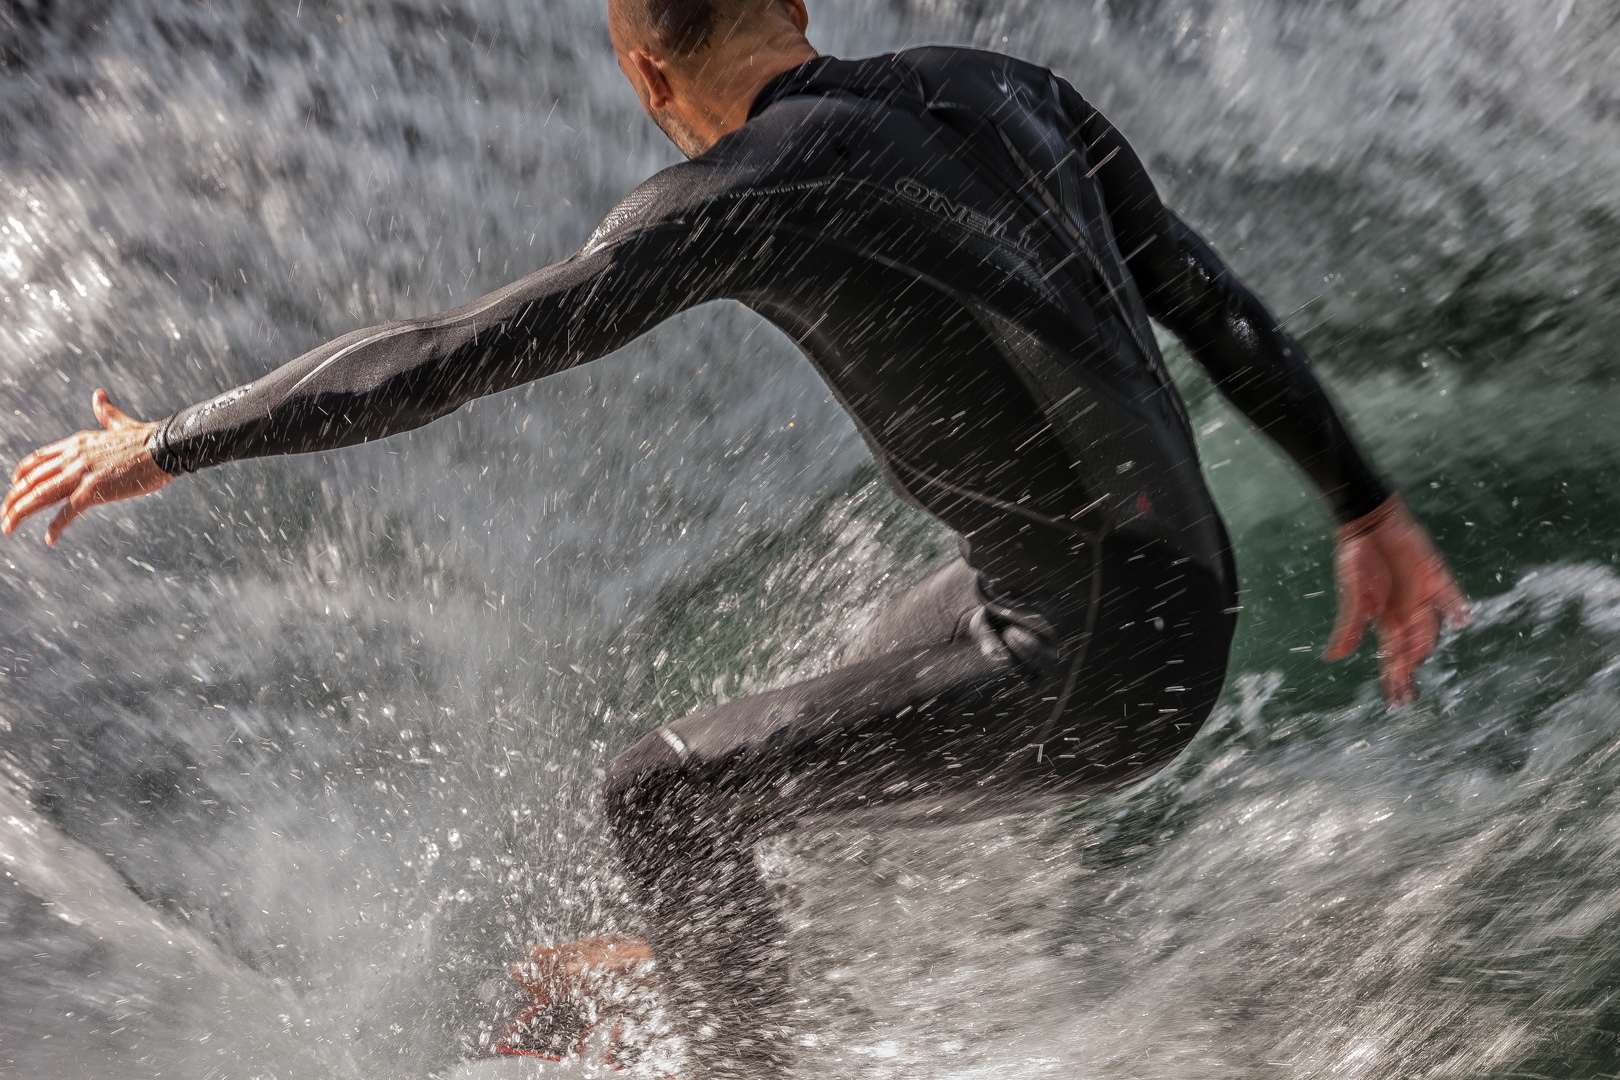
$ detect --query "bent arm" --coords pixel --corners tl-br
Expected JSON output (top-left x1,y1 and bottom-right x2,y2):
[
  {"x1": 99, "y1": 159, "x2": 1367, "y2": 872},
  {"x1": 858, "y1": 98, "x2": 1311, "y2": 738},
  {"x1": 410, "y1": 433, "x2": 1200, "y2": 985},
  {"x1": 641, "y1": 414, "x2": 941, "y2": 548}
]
[
  {"x1": 1058, "y1": 81, "x2": 1389, "y2": 524},
  {"x1": 1054, "y1": 78, "x2": 1473, "y2": 706},
  {"x1": 1127, "y1": 211, "x2": 1389, "y2": 523},
  {"x1": 153, "y1": 227, "x2": 707, "y2": 475}
]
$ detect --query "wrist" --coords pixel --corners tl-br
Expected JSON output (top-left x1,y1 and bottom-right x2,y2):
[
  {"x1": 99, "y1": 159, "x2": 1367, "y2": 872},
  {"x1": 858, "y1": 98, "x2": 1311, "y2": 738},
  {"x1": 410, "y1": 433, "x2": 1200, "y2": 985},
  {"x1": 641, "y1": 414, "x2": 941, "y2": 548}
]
[
  {"x1": 144, "y1": 416, "x2": 181, "y2": 477},
  {"x1": 1334, "y1": 492, "x2": 1404, "y2": 541}
]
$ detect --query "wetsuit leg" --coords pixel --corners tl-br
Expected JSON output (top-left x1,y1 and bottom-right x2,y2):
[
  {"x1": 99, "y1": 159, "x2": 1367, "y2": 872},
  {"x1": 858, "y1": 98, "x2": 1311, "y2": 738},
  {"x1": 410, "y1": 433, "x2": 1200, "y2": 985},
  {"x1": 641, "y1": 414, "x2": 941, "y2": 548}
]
[
  {"x1": 603, "y1": 558, "x2": 1013, "y2": 1078},
  {"x1": 602, "y1": 548, "x2": 1234, "y2": 1079}
]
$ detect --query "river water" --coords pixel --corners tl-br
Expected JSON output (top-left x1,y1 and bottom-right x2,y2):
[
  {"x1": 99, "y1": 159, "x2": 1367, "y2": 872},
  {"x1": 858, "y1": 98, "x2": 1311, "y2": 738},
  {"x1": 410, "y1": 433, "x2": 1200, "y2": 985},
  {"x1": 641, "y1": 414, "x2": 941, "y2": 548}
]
[{"x1": 2, "y1": 0, "x2": 1618, "y2": 1077}]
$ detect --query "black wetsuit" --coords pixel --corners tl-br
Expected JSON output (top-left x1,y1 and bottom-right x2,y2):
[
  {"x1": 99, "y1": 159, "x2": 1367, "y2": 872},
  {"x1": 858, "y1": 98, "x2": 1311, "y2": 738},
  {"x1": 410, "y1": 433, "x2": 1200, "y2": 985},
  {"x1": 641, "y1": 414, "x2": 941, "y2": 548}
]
[{"x1": 148, "y1": 48, "x2": 1388, "y2": 1078}]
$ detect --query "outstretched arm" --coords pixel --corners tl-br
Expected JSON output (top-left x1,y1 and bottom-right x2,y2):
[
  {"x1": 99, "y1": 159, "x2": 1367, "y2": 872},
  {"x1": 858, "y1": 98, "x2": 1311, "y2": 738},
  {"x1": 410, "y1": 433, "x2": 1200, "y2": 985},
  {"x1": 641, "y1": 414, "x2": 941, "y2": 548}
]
[
  {"x1": 148, "y1": 230, "x2": 698, "y2": 476},
  {"x1": 3, "y1": 209, "x2": 716, "y2": 544},
  {"x1": 1059, "y1": 80, "x2": 1471, "y2": 704}
]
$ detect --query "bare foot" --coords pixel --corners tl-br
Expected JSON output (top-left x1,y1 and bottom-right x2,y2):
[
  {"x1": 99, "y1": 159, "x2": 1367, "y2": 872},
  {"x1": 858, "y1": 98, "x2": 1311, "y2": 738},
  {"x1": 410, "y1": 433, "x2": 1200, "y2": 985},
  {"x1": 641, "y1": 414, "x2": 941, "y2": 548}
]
[
  {"x1": 511, "y1": 932, "x2": 655, "y2": 998},
  {"x1": 499, "y1": 933, "x2": 659, "y2": 1066}
]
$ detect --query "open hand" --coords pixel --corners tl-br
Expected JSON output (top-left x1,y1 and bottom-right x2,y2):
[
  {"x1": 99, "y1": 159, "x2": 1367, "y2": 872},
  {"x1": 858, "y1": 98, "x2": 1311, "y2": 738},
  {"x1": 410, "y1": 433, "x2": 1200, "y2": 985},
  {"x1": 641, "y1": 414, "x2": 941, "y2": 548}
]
[
  {"x1": 1322, "y1": 494, "x2": 1472, "y2": 707},
  {"x1": 2, "y1": 389, "x2": 172, "y2": 546}
]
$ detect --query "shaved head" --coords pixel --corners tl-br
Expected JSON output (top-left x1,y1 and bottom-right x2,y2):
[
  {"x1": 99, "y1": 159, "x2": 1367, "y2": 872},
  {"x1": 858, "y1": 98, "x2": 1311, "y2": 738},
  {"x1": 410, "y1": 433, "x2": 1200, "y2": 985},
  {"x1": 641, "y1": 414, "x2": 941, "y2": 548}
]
[
  {"x1": 608, "y1": 0, "x2": 814, "y2": 157},
  {"x1": 611, "y1": 0, "x2": 776, "y2": 61}
]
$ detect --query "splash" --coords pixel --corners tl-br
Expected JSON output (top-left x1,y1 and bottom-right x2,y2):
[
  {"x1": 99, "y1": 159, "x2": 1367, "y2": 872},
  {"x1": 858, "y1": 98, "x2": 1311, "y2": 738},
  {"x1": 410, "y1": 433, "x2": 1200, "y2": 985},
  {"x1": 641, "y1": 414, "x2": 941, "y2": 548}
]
[{"x1": 0, "y1": 1, "x2": 1616, "y2": 1078}]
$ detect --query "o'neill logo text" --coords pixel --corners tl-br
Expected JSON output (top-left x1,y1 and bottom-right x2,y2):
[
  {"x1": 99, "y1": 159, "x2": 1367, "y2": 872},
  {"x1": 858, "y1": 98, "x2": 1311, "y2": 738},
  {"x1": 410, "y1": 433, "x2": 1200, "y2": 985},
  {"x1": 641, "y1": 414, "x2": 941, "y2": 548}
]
[{"x1": 894, "y1": 178, "x2": 1032, "y2": 251}]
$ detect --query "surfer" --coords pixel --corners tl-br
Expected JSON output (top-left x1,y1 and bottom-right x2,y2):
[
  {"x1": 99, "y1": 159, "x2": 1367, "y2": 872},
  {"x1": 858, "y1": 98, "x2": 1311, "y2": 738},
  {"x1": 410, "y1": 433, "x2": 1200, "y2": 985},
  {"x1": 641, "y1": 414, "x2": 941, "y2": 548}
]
[{"x1": 3, "y1": 0, "x2": 1470, "y2": 1075}]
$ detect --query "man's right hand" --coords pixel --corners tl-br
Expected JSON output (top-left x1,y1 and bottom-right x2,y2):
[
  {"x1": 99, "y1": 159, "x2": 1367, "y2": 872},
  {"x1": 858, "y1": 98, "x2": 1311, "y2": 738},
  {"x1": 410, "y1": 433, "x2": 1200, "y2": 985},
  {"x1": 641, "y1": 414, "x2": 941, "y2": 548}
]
[
  {"x1": 1322, "y1": 494, "x2": 1472, "y2": 707},
  {"x1": 2, "y1": 389, "x2": 173, "y2": 546}
]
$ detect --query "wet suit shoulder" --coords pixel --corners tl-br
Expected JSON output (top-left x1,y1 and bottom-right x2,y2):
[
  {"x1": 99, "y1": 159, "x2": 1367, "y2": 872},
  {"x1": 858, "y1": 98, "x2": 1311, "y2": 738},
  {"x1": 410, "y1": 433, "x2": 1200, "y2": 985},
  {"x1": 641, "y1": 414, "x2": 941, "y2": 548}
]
[{"x1": 150, "y1": 46, "x2": 1388, "y2": 569}]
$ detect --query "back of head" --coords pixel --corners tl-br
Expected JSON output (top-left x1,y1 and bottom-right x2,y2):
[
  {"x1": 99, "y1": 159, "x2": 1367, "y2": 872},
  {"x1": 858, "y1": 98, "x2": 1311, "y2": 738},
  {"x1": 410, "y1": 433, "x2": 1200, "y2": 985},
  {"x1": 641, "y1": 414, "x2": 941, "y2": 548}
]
[
  {"x1": 620, "y1": 0, "x2": 775, "y2": 61},
  {"x1": 609, "y1": 0, "x2": 813, "y2": 156}
]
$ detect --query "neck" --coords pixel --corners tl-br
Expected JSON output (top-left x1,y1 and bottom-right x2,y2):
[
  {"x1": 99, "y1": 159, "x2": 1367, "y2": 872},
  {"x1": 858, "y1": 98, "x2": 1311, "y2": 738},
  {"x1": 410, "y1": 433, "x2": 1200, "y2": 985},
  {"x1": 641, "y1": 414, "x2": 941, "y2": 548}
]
[{"x1": 678, "y1": 34, "x2": 818, "y2": 152}]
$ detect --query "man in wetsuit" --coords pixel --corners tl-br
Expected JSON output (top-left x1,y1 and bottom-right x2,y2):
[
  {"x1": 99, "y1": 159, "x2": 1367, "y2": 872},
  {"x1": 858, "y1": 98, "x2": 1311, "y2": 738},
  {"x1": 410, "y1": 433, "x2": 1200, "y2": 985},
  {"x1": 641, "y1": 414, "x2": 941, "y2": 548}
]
[{"x1": 3, "y1": 0, "x2": 1471, "y2": 1075}]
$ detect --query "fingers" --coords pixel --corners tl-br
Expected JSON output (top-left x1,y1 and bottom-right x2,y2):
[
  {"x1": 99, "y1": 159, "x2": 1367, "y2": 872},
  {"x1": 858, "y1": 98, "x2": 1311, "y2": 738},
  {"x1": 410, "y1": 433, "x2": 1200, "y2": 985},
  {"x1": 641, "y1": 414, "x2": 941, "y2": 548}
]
[
  {"x1": 1377, "y1": 606, "x2": 1439, "y2": 708},
  {"x1": 2, "y1": 457, "x2": 69, "y2": 530},
  {"x1": 2, "y1": 464, "x2": 83, "y2": 535},
  {"x1": 1375, "y1": 617, "x2": 1409, "y2": 707},
  {"x1": 1322, "y1": 603, "x2": 1368, "y2": 663},
  {"x1": 12, "y1": 390, "x2": 136, "y2": 489},
  {"x1": 1437, "y1": 576, "x2": 1473, "y2": 631},
  {"x1": 12, "y1": 450, "x2": 41, "y2": 487},
  {"x1": 11, "y1": 439, "x2": 70, "y2": 486},
  {"x1": 5, "y1": 450, "x2": 59, "y2": 509},
  {"x1": 1383, "y1": 574, "x2": 1468, "y2": 706},
  {"x1": 13, "y1": 450, "x2": 68, "y2": 493},
  {"x1": 44, "y1": 481, "x2": 94, "y2": 546},
  {"x1": 93, "y1": 388, "x2": 135, "y2": 431},
  {"x1": 1378, "y1": 657, "x2": 1412, "y2": 710},
  {"x1": 1322, "y1": 543, "x2": 1372, "y2": 663},
  {"x1": 1378, "y1": 564, "x2": 1471, "y2": 706}
]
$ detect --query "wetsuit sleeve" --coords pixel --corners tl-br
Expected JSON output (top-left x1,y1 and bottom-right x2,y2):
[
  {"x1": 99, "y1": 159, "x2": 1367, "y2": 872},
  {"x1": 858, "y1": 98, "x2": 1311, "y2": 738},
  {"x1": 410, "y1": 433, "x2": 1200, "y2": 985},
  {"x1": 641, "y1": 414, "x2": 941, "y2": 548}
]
[
  {"x1": 1054, "y1": 81, "x2": 1392, "y2": 524},
  {"x1": 149, "y1": 225, "x2": 717, "y2": 475}
]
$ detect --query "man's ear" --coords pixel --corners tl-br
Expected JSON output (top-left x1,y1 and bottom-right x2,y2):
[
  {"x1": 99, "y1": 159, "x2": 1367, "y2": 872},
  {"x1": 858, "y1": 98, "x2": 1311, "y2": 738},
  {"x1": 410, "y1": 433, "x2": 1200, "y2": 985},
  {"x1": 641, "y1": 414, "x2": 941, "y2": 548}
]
[
  {"x1": 629, "y1": 49, "x2": 675, "y2": 111},
  {"x1": 780, "y1": 0, "x2": 809, "y2": 35}
]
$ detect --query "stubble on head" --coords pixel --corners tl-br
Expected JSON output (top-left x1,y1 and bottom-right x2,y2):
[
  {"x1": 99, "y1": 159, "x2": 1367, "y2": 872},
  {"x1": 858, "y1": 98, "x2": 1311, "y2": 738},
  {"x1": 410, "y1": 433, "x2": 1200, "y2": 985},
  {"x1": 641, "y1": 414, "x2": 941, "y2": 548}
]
[
  {"x1": 607, "y1": 0, "x2": 752, "y2": 157},
  {"x1": 608, "y1": 0, "x2": 813, "y2": 158}
]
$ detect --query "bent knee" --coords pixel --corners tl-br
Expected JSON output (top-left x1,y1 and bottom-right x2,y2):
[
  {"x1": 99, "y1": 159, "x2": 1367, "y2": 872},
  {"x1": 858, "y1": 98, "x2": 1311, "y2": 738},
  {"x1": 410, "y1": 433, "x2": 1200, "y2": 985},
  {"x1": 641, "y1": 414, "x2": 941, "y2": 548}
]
[{"x1": 602, "y1": 729, "x2": 687, "y2": 828}]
